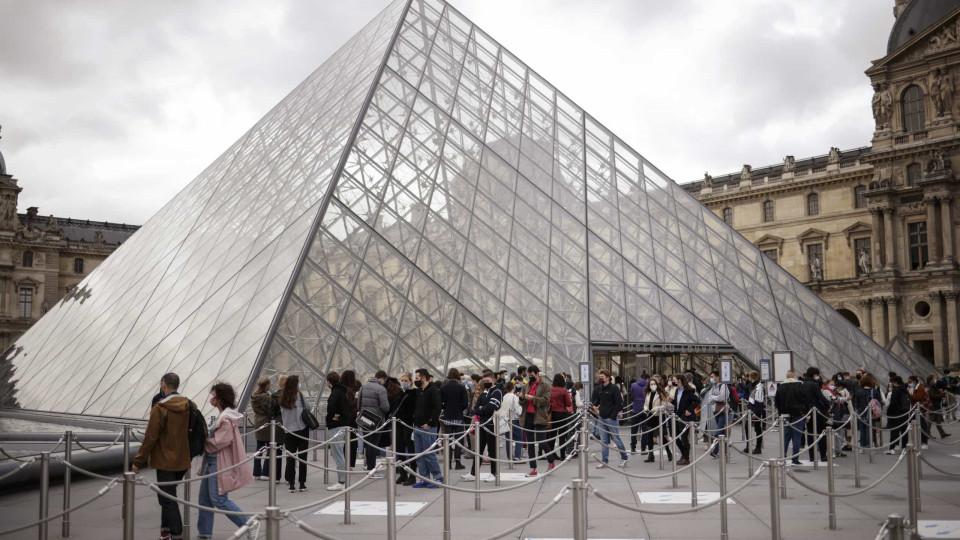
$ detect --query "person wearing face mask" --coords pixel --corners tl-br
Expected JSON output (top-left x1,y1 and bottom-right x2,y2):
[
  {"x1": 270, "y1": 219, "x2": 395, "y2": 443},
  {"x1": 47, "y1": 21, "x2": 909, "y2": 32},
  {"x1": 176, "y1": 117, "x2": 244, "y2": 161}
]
[
  {"x1": 821, "y1": 375, "x2": 849, "y2": 458},
  {"x1": 801, "y1": 367, "x2": 831, "y2": 463},
  {"x1": 440, "y1": 368, "x2": 469, "y2": 470},
  {"x1": 590, "y1": 369, "x2": 629, "y2": 469},
  {"x1": 464, "y1": 372, "x2": 504, "y2": 481},
  {"x1": 324, "y1": 371, "x2": 351, "y2": 491},
  {"x1": 774, "y1": 370, "x2": 805, "y2": 465},
  {"x1": 359, "y1": 370, "x2": 391, "y2": 477},
  {"x1": 907, "y1": 375, "x2": 931, "y2": 448},
  {"x1": 279, "y1": 375, "x2": 310, "y2": 493},
  {"x1": 885, "y1": 376, "x2": 911, "y2": 454},
  {"x1": 396, "y1": 373, "x2": 419, "y2": 486},
  {"x1": 746, "y1": 371, "x2": 766, "y2": 455},
  {"x1": 641, "y1": 378, "x2": 673, "y2": 463},
  {"x1": 412, "y1": 369, "x2": 443, "y2": 487},
  {"x1": 704, "y1": 370, "x2": 729, "y2": 458}
]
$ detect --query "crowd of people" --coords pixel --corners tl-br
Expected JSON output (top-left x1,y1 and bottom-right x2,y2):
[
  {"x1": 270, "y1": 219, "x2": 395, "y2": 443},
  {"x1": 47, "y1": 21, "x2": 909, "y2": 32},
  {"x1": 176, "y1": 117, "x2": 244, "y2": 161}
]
[{"x1": 129, "y1": 364, "x2": 960, "y2": 540}]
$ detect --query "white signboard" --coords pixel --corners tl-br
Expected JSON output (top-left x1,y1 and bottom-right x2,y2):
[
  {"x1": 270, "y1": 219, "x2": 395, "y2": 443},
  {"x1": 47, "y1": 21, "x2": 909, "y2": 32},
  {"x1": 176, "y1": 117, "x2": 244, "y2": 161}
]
[
  {"x1": 316, "y1": 501, "x2": 427, "y2": 517},
  {"x1": 579, "y1": 362, "x2": 591, "y2": 384},
  {"x1": 766, "y1": 381, "x2": 778, "y2": 397},
  {"x1": 637, "y1": 492, "x2": 736, "y2": 505},
  {"x1": 772, "y1": 351, "x2": 793, "y2": 382},
  {"x1": 918, "y1": 521, "x2": 960, "y2": 538},
  {"x1": 760, "y1": 360, "x2": 771, "y2": 382},
  {"x1": 719, "y1": 359, "x2": 733, "y2": 384}
]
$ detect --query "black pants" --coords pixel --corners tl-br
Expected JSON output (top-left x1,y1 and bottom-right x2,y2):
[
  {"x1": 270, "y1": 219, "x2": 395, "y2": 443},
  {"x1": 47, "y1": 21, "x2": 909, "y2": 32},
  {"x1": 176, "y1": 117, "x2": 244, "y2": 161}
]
[
  {"x1": 551, "y1": 411, "x2": 572, "y2": 461},
  {"x1": 156, "y1": 469, "x2": 187, "y2": 538},
  {"x1": 889, "y1": 421, "x2": 907, "y2": 451},
  {"x1": 806, "y1": 411, "x2": 828, "y2": 461},
  {"x1": 253, "y1": 439, "x2": 283, "y2": 478},
  {"x1": 364, "y1": 430, "x2": 384, "y2": 471},
  {"x1": 751, "y1": 418, "x2": 764, "y2": 450},
  {"x1": 630, "y1": 415, "x2": 641, "y2": 451},
  {"x1": 396, "y1": 424, "x2": 414, "y2": 479},
  {"x1": 524, "y1": 415, "x2": 553, "y2": 469},
  {"x1": 284, "y1": 428, "x2": 309, "y2": 486},
  {"x1": 676, "y1": 422, "x2": 691, "y2": 460},
  {"x1": 470, "y1": 425, "x2": 498, "y2": 475},
  {"x1": 445, "y1": 421, "x2": 464, "y2": 462},
  {"x1": 349, "y1": 433, "x2": 358, "y2": 468}
]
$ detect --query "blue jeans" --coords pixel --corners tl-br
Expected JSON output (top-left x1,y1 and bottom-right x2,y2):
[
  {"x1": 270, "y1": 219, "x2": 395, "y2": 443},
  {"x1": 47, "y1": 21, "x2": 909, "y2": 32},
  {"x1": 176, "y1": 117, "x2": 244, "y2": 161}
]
[
  {"x1": 783, "y1": 416, "x2": 805, "y2": 460},
  {"x1": 197, "y1": 455, "x2": 250, "y2": 537},
  {"x1": 413, "y1": 427, "x2": 442, "y2": 481},
  {"x1": 598, "y1": 417, "x2": 628, "y2": 463},
  {"x1": 710, "y1": 410, "x2": 728, "y2": 457},
  {"x1": 328, "y1": 427, "x2": 346, "y2": 484},
  {"x1": 506, "y1": 420, "x2": 523, "y2": 460}
]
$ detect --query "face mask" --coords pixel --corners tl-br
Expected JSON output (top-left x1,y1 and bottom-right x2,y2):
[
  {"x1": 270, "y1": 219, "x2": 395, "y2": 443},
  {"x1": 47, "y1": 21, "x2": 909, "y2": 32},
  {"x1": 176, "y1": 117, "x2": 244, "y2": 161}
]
[
  {"x1": 402, "y1": 382, "x2": 411, "y2": 389},
  {"x1": 709, "y1": 377, "x2": 716, "y2": 384},
  {"x1": 298, "y1": 382, "x2": 302, "y2": 390},
  {"x1": 814, "y1": 375, "x2": 820, "y2": 381},
  {"x1": 483, "y1": 381, "x2": 492, "y2": 389},
  {"x1": 856, "y1": 374, "x2": 862, "y2": 380},
  {"x1": 828, "y1": 384, "x2": 835, "y2": 390},
  {"x1": 650, "y1": 384, "x2": 657, "y2": 391}
]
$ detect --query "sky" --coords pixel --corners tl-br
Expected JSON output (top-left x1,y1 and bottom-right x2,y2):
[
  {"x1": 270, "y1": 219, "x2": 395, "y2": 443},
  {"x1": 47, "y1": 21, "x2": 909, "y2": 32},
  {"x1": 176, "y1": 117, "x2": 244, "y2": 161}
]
[{"x1": 0, "y1": 0, "x2": 894, "y2": 225}]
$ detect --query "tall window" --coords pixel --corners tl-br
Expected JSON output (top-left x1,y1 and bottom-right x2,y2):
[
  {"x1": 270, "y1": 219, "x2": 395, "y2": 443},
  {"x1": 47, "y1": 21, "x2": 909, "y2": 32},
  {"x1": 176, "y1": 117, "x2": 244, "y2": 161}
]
[
  {"x1": 908, "y1": 221, "x2": 929, "y2": 270},
  {"x1": 902, "y1": 85, "x2": 926, "y2": 132},
  {"x1": 18, "y1": 287, "x2": 32, "y2": 318},
  {"x1": 762, "y1": 249, "x2": 778, "y2": 264},
  {"x1": 22, "y1": 251, "x2": 33, "y2": 268},
  {"x1": 854, "y1": 185, "x2": 867, "y2": 208},
  {"x1": 906, "y1": 163, "x2": 922, "y2": 186},
  {"x1": 763, "y1": 200, "x2": 775, "y2": 222},
  {"x1": 722, "y1": 207, "x2": 733, "y2": 225},
  {"x1": 807, "y1": 193, "x2": 820, "y2": 216},
  {"x1": 74, "y1": 258, "x2": 84, "y2": 274},
  {"x1": 807, "y1": 243, "x2": 824, "y2": 280},
  {"x1": 854, "y1": 237, "x2": 871, "y2": 275}
]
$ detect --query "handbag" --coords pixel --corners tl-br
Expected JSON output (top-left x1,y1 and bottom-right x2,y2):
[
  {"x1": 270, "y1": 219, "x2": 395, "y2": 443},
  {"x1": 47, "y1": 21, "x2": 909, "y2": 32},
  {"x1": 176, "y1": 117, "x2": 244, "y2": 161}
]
[
  {"x1": 355, "y1": 388, "x2": 384, "y2": 431},
  {"x1": 299, "y1": 393, "x2": 320, "y2": 430}
]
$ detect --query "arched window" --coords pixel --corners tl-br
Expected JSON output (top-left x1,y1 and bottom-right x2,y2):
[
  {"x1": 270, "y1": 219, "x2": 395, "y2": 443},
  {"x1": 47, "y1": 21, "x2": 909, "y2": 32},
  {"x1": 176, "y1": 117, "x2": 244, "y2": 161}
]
[
  {"x1": 22, "y1": 251, "x2": 33, "y2": 268},
  {"x1": 902, "y1": 85, "x2": 926, "y2": 132},
  {"x1": 74, "y1": 258, "x2": 84, "y2": 274},
  {"x1": 807, "y1": 193, "x2": 820, "y2": 216},
  {"x1": 906, "y1": 163, "x2": 922, "y2": 186},
  {"x1": 762, "y1": 200, "x2": 775, "y2": 222},
  {"x1": 722, "y1": 207, "x2": 733, "y2": 225},
  {"x1": 854, "y1": 185, "x2": 867, "y2": 208}
]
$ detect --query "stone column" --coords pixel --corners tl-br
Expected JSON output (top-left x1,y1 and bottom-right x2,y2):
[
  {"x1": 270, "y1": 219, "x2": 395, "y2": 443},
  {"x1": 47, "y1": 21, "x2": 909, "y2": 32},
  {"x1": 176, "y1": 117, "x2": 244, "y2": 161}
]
[
  {"x1": 929, "y1": 292, "x2": 945, "y2": 367},
  {"x1": 870, "y1": 208, "x2": 883, "y2": 271},
  {"x1": 883, "y1": 207, "x2": 897, "y2": 269},
  {"x1": 945, "y1": 292, "x2": 959, "y2": 367},
  {"x1": 925, "y1": 196, "x2": 941, "y2": 263},
  {"x1": 871, "y1": 298, "x2": 887, "y2": 345},
  {"x1": 885, "y1": 296, "x2": 900, "y2": 341},
  {"x1": 859, "y1": 299, "x2": 873, "y2": 339},
  {"x1": 941, "y1": 196, "x2": 955, "y2": 264}
]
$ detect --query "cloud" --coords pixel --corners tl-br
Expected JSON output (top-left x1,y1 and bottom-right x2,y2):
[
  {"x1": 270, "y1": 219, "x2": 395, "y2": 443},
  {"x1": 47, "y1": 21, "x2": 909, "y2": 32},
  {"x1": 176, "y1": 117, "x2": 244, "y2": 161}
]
[{"x1": 0, "y1": 0, "x2": 895, "y2": 224}]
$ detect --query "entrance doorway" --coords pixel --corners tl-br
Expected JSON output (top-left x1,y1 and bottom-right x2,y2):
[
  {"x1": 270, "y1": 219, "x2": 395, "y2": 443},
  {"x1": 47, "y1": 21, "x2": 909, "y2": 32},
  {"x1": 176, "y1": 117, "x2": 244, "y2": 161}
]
[{"x1": 590, "y1": 349, "x2": 745, "y2": 385}]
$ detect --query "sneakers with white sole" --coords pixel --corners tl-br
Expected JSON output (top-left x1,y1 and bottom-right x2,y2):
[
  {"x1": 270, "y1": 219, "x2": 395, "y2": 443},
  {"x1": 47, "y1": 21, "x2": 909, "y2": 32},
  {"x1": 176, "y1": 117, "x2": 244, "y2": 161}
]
[
  {"x1": 481, "y1": 473, "x2": 496, "y2": 482},
  {"x1": 461, "y1": 473, "x2": 475, "y2": 481},
  {"x1": 326, "y1": 483, "x2": 344, "y2": 491},
  {"x1": 246, "y1": 521, "x2": 261, "y2": 540}
]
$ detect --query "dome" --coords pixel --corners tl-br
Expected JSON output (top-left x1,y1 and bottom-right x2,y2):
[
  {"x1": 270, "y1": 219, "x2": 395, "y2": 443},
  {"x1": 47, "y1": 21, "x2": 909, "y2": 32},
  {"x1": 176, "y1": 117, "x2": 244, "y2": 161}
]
[
  {"x1": 888, "y1": 0, "x2": 960, "y2": 54},
  {"x1": 0, "y1": 147, "x2": 6, "y2": 176}
]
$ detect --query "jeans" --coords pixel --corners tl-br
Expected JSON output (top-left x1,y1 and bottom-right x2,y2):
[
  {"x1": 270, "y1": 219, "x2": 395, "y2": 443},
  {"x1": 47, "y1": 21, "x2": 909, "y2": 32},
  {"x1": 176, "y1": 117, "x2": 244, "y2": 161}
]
[
  {"x1": 156, "y1": 469, "x2": 186, "y2": 539},
  {"x1": 598, "y1": 417, "x2": 628, "y2": 463},
  {"x1": 524, "y1": 415, "x2": 553, "y2": 469},
  {"x1": 551, "y1": 411, "x2": 572, "y2": 461},
  {"x1": 197, "y1": 455, "x2": 250, "y2": 537},
  {"x1": 710, "y1": 410, "x2": 727, "y2": 457},
  {"x1": 783, "y1": 415, "x2": 805, "y2": 461},
  {"x1": 505, "y1": 419, "x2": 523, "y2": 460},
  {"x1": 328, "y1": 427, "x2": 347, "y2": 484},
  {"x1": 284, "y1": 428, "x2": 308, "y2": 487},
  {"x1": 252, "y1": 439, "x2": 282, "y2": 479},
  {"x1": 413, "y1": 427, "x2": 442, "y2": 481}
]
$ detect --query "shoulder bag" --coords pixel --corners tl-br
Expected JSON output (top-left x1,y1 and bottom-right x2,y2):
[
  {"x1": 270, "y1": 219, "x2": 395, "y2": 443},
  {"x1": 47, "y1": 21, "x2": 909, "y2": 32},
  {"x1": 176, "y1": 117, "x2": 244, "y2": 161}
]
[
  {"x1": 355, "y1": 387, "x2": 385, "y2": 431},
  {"x1": 299, "y1": 393, "x2": 320, "y2": 430}
]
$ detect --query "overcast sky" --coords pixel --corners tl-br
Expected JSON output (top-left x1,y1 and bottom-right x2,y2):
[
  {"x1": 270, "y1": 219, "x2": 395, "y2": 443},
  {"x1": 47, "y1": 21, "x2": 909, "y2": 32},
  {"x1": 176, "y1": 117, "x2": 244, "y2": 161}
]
[{"x1": 0, "y1": 0, "x2": 893, "y2": 225}]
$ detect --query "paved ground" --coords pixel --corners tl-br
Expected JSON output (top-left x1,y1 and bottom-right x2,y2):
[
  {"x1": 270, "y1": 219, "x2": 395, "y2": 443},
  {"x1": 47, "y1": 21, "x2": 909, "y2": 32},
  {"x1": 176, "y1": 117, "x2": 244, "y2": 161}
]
[{"x1": 1, "y1": 423, "x2": 959, "y2": 540}]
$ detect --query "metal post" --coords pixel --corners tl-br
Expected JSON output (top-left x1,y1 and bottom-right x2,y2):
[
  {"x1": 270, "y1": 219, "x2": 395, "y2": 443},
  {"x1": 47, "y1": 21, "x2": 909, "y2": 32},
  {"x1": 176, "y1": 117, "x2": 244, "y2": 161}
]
[
  {"x1": 812, "y1": 411, "x2": 819, "y2": 471},
  {"x1": 670, "y1": 413, "x2": 678, "y2": 488},
  {"x1": 769, "y1": 461, "x2": 782, "y2": 540},
  {"x1": 507, "y1": 415, "x2": 515, "y2": 470},
  {"x1": 912, "y1": 438, "x2": 922, "y2": 514},
  {"x1": 493, "y1": 415, "x2": 501, "y2": 486},
  {"x1": 344, "y1": 428, "x2": 352, "y2": 525},
  {"x1": 777, "y1": 417, "x2": 786, "y2": 499},
  {"x1": 571, "y1": 478, "x2": 587, "y2": 540},
  {"x1": 906, "y1": 443, "x2": 918, "y2": 531},
  {"x1": 912, "y1": 412, "x2": 924, "y2": 481},
  {"x1": 579, "y1": 414, "x2": 589, "y2": 482},
  {"x1": 719, "y1": 436, "x2": 728, "y2": 540},
  {"x1": 658, "y1": 409, "x2": 665, "y2": 470},
  {"x1": 473, "y1": 418, "x2": 481, "y2": 511},
  {"x1": 39, "y1": 451, "x2": 50, "y2": 540},
  {"x1": 888, "y1": 514, "x2": 906, "y2": 540},
  {"x1": 853, "y1": 411, "x2": 862, "y2": 488},
  {"x1": 313, "y1": 427, "x2": 319, "y2": 462},
  {"x1": 689, "y1": 421, "x2": 698, "y2": 508},
  {"x1": 122, "y1": 424, "x2": 131, "y2": 472},
  {"x1": 442, "y1": 434, "x2": 451, "y2": 540},
  {"x1": 870, "y1": 417, "x2": 877, "y2": 464},
  {"x1": 182, "y1": 468, "x2": 192, "y2": 540},
  {"x1": 826, "y1": 427, "x2": 837, "y2": 530},
  {"x1": 391, "y1": 417, "x2": 398, "y2": 498},
  {"x1": 265, "y1": 506, "x2": 281, "y2": 540},
  {"x1": 323, "y1": 426, "x2": 330, "y2": 485},
  {"x1": 62, "y1": 431, "x2": 72, "y2": 538},
  {"x1": 122, "y1": 471, "x2": 135, "y2": 540},
  {"x1": 268, "y1": 444, "x2": 278, "y2": 507},
  {"x1": 386, "y1": 457, "x2": 397, "y2": 540}
]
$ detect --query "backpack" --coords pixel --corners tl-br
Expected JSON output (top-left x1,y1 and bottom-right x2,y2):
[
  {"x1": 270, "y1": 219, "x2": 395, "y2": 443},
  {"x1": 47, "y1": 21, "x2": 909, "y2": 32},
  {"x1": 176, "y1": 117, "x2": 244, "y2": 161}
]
[
  {"x1": 727, "y1": 386, "x2": 740, "y2": 408},
  {"x1": 187, "y1": 402, "x2": 208, "y2": 458},
  {"x1": 868, "y1": 389, "x2": 883, "y2": 420}
]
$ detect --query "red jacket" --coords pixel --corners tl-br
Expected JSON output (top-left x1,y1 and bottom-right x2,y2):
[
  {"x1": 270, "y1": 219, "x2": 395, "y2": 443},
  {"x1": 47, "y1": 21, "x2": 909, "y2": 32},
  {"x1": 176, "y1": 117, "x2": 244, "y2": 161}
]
[{"x1": 549, "y1": 386, "x2": 573, "y2": 413}]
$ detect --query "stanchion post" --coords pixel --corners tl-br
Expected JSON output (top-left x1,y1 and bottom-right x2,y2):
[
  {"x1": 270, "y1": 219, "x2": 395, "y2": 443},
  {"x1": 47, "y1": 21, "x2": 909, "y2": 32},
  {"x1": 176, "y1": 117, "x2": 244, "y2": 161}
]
[
  {"x1": 62, "y1": 431, "x2": 72, "y2": 538},
  {"x1": 122, "y1": 424, "x2": 131, "y2": 472},
  {"x1": 888, "y1": 514, "x2": 905, "y2": 540},
  {"x1": 344, "y1": 428, "x2": 352, "y2": 525},
  {"x1": 912, "y1": 411, "x2": 924, "y2": 481},
  {"x1": 689, "y1": 420, "x2": 698, "y2": 508},
  {"x1": 386, "y1": 456, "x2": 397, "y2": 540},
  {"x1": 812, "y1": 411, "x2": 819, "y2": 471},
  {"x1": 265, "y1": 506, "x2": 280, "y2": 540},
  {"x1": 778, "y1": 416, "x2": 786, "y2": 499},
  {"x1": 182, "y1": 468, "x2": 192, "y2": 540},
  {"x1": 507, "y1": 414, "x2": 515, "y2": 470},
  {"x1": 442, "y1": 434, "x2": 451, "y2": 540},
  {"x1": 870, "y1": 417, "x2": 877, "y2": 464},
  {"x1": 670, "y1": 413, "x2": 678, "y2": 488},
  {"x1": 906, "y1": 443, "x2": 918, "y2": 532},
  {"x1": 268, "y1": 420, "x2": 278, "y2": 508},
  {"x1": 39, "y1": 451, "x2": 50, "y2": 540},
  {"x1": 473, "y1": 418, "x2": 481, "y2": 511},
  {"x1": 571, "y1": 478, "x2": 587, "y2": 540},
  {"x1": 323, "y1": 426, "x2": 330, "y2": 485},
  {"x1": 391, "y1": 417, "x2": 398, "y2": 498},
  {"x1": 579, "y1": 413, "x2": 589, "y2": 482},
  {"x1": 122, "y1": 471, "x2": 135, "y2": 540},
  {"x1": 769, "y1": 460, "x2": 782, "y2": 540},
  {"x1": 826, "y1": 427, "x2": 837, "y2": 530},
  {"x1": 494, "y1": 416, "x2": 502, "y2": 487},
  {"x1": 853, "y1": 411, "x2": 862, "y2": 488},
  {"x1": 658, "y1": 409, "x2": 665, "y2": 470},
  {"x1": 719, "y1": 436, "x2": 728, "y2": 540}
]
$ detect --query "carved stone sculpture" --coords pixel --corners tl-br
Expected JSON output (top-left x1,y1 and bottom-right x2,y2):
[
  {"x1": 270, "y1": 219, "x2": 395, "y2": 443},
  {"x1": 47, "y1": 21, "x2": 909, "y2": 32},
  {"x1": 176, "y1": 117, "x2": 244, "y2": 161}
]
[
  {"x1": 44, "y1": 215, "x2": 59, "y2": 234},
  {"x1": 928, "y1": 20, "x2": 959, "y2": 53},
  {"x1": 872, "y1": 83, "x2": 893, "y2": 129},
  {"x1": 858, "y1": 249, "x2": 870, "y2": 276},
  {"x1": 740, "y1": 164, "x2": 752, "y2": 183},
  {"x1": 828, "y1": 147, "x2": 840, "y2": 163},
  {"x1": 93, "y1": 231, "x2": 104, "y2": 244},
  {"x1": 0, "y1": 193, "x2": 16, "y2": 231},
  {"x1": 702, "y1": 172, "x2": 712, "y2": 187},
  {"x1": 927, "y1": 148, "x2": 951, "y2": 174},
  {"x1": 810, "y1": 254, "x2": 823, "y2": 281},
  {"x1": 931, "y1": 68, "x2": 954, "y2": 117},
  {"x1": 783, "y1": 156, "x2": 795, "y2": 173}
]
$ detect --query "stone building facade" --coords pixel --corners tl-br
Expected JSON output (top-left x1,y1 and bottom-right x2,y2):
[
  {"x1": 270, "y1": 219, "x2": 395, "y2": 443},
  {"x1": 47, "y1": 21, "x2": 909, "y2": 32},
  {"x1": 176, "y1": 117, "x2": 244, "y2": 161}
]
[
  {"x1": 683, "y1": 0, "x2": 960, "y2": 369},
  {"x1": 0, "y1": 133, "x2": 139, "y2": 350}
]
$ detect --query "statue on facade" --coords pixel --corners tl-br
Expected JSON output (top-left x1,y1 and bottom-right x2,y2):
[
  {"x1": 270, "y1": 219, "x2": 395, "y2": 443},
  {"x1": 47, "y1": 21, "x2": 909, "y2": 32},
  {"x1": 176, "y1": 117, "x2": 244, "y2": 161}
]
[
  {"x1": 931, "y1": 68, "x2": 954, "y2": 117},
  {"x1": 93, "y1": 231, "x2": 104, "y2": 244},
  {"x1": 828, "y1": 147, "x2": 840, "y2": 163},
  {"x1": 740, "y1": 164, "x2": 752, "y2": 183},
  {"x1": 702, "y1": 172, "x2": 712, "y2": 187},
  {"x1": 872, "y1": 83, "x2": 893, "y2": 129},
  {"x1": 927, "y1": 148, "x2": 951, "y2": 174},
  {"x1": 929, "y1": 21, "x2": 959, "y2": 52},
  {"x1": 858, "y1": 249, "x2": 870, "y2": 276},
  {"x1": 44, "y1": 215, "x2": 60, "y2": 235},
  {"x1": 809, "y1": 254, "x2": 823, "y2": 281},
  {"x1": 0, "y1": 193, "x2": 16, "y2": 231},
  {"x1": 783, "y1": 155, "x2": 795, "y2": 173}
]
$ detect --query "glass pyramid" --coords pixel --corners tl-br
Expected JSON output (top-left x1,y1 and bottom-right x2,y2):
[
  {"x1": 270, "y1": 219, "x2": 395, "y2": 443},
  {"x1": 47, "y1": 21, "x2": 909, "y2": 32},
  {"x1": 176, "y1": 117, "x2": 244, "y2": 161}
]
[
  {"x1": 885, "y1": 337, "x2": 938, "y2": 380},
  {"x1": 1, "y1": 0, "x2": 912, "y2": 419}
]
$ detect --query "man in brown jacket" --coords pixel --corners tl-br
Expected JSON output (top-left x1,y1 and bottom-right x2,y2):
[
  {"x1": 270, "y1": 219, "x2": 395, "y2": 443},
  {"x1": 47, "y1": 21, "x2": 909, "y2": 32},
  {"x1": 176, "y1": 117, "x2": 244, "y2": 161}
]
[
  {"x1": 519, "y1": 365, "x2": 552, "y2": 477},
  {"x1": 132, "y1": 372, "x2": 192, "y2": 540}
]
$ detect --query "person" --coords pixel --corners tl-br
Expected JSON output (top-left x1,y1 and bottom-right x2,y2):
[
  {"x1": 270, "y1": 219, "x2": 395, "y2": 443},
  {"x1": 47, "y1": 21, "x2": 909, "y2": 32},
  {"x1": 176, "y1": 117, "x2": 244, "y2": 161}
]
[
  {"x1": 549, "y1": 373, "x2": 574, "y2": 462},
  {"x1": 324, "y1": 371, "x2": 351, "y2": 491},
  {"x1": 704, "y1": 371, "x2": 729, "y2": 458},
  {"x1": 132, "y1": 373, "x2": 193, "y2": 540},
  {"x1": 802, "y1": 367, "x2": 831, "y2": 463},
  {"x1": 395, "y1": 373, "x2": 418, "y2": 486},
  {"x1": 573, "y1": 382, "x2": 585, "y2": 408},
  {"x1": 359, "y1": 370, "x2": 390, "y2": 477},
  {"x1": 591, "y1": 369, "x2": 629, "y2": 469},
  {"x1": 774, "y1": 370, "x2": 805, "y2": 465},
  {"x1": 496, "y1": 381, "x2": 523, "y2": 462},
  {"x1": 822, "y1": 374, "x2": 850, "y2": 457},
  {"x1": 412, "y1": 368, "x2": 443, "y2": 487},
  {"x1": 927, "y1": 375, "x2": 952, "y2": 439},
  {"x1": 278, "y1": 375, "x2": 309, "y2": 493},
  {"x1": 440, "y1": 368, "x2": 468, "y2": 470},
  {"x1": 196, "y1": 382, "x2": 258, "y2": 540},
  {"x1": 746, "y1": 371, "x2": 765, "y2": 454},
  {"x1": 464, "y1": 371, "x2": 503, "y2": 481},
  {"x1": 515, "y1": 366, "x2": 528, "y2": 386},
  {"x1": 470, "y1": 374, "x2": 484, "y2": 410},
  {"x1": 673, "y1": 374, "x2": 699, "y2": 465},
  {"x1": 269, "y1": 375, "x2": 287, "y2": 483},
  {"x1": 885, "y1": 376, "x2": 911, "y2": 454},
  {"x1": 341, "y1": 370, "x2": 360, "y2": 468},
  {"x1": 250, "y1": 377, "x2": 273, "y2": 480},
  {"x1": 629, "y1": 373, "x2": 649, "y2": 453},
  {"x1": 907, "y1": 375, "x2": 931, "y2": 448},
  {"x1": 855, "y1": 373, "x2": 883, "y2": 450},
  {"x1": 641, "y1": 377, "x2": 672, "y2": 463},
  {"x1": 520, "y1": 365, "x2": 553, "y2": 476}
]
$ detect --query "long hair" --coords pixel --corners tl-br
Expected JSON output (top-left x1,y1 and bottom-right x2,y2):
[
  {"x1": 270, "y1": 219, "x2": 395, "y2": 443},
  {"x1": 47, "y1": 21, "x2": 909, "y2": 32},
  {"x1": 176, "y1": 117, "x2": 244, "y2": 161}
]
[
  {"x1": 210, "y1": 382, "x2": 236, "y2": 410},
  {"x1": 341, "y1": 370, "x2": 359, "y2": 391},
  {"x1": 552, "y1": 373, "x2": 565, "y2": 387},
  {"x1": 279, "y1": 374, "x2": 300, "y2": 409},
  {"x1": 253, "y1": 377, "x2": 271, "y2": 396}
]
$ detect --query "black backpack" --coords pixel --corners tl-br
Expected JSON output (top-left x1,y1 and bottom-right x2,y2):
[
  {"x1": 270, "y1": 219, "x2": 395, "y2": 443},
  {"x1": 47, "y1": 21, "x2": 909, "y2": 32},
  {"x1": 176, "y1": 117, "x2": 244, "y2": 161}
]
[{"x1": 187, "y1": 402, "x2": 208, "y2": 458}]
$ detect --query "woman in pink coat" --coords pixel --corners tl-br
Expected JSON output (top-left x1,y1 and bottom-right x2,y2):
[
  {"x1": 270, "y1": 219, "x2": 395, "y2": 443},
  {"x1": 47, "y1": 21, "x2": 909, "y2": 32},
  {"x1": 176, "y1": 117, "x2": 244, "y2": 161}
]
[{"x1": 197, "y1": 382, "x2": 258, "y2": 540}]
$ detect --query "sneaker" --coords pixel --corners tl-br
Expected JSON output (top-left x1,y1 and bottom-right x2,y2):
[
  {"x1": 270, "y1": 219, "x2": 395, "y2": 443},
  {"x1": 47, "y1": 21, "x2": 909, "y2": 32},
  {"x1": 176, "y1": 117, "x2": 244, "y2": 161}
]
[
  {"x1": 246, "y1": 520, "x2": 261, "y2": 540},
  {"x1": 426, "y1": 481, "x2": 441, "y2": 489},
  {"x1": 326, "y1": 483, "x2": 344, "y2": 491},
  {"x1": 371, "y1": 472, "x2": 385, "y2": 479},
  {"x1": 454, "y1": 461, "x2": 466, "y2": 470},
  {"x1": 791, "y1": 459, "x2": 802, "y2": 465},
  {"x1": 402, "y1": 477, "x2": 417, "y2": 487},
  {"x1": 481, "y1": 473, "x2": 496, "y2": 482},
  {"x1": 921, "y1": 444, "x2": 929, "y2": 450},
  {"x1": 547, "y1": 462, "x2": 556, "y2": 472},
  {"x1": 884, "y1": 449, "x2": 897, "y2": 455},
  {"x1": 525, "y1": 469, "x2": 538, "y2": 477},
  {"x1": 752, "y1": 448, "x2": 762, "y2": 455},
  {"x1": 461, "y1": 473, "x2": 476, "y2": 481},
  {"x1": 842, "y1": 445, "x2": 853, "y2": 451},
  {"x1": 411, "y1": 481, "x2": 428, "y2": 488},
  {"x1": 596, "y1": 462, "x2": 607, "y2": 469},
  {"x1": 288, "y1": 484, "x2": 296, "y2": 493},
  {"x1": 619, "y1": 460, "x2": 628, "y2": 468},
  {"x1": 298, "y1": 484, "x2": 308, "y2": 492},
  {"x1": 256, "y1": 476, "x2": 268, "y2": 481}
]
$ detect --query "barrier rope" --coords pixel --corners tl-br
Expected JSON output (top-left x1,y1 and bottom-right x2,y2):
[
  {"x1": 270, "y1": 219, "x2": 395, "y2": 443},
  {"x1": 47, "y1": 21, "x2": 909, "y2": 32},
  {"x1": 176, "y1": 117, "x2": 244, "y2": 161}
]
[
  {"x1": 146, "y1": 455, "x2": 258, "y2": 486},
  {"x1": 479, "y1": 485, "x2": 570, "y2": 540},
  {"x1": 280, "y1": 468, "x2": 382, "y2": 515},
  {"x1": 73, "y1": 431, "x2": 125, "y2": 453},
  {"x1": 786, "y1": 450, "x2": 908, "y2": 497},
  {"x1": 0, "y1": 435, "x2": 66, "y2": 462},
  {"x1": 588, "y1": 440, "x2": 718, "y2": 480},
  {"x1": 0, "y1": 478, "x2": 119, "y2": 537},
  {"x1": 0, "y1": 457, "x2": 35, "y2": 482},
  {"x1": 919, "y1": 454, "x2": 960, "y2": 477},
  {"x1": 56, "y1": 458, "x2": 122, "y2": 482},
  {"x1": 146, "y1": 481, "x2": 264, "y2": 518}
]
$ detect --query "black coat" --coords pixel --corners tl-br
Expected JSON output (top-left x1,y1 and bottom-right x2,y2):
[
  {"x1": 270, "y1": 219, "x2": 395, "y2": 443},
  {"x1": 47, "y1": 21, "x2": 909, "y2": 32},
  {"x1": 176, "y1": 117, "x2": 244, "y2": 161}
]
[
  {"x1": 801, "y1": 378, "x2": 831, "y2": 417},
  {"x1": 592, "y1": 382, "x2": 624, "y2": 420},
  {"x1": 674, "y1": 385, "x2": 700, "y2": 422},
  {"x1": 774, "y1": 380, "x2": 805, "y2": 417},
  {"x1": 886, "y1": 385, "x2": 911, "y2": 429},
  {"x1": 439, "y1": 379, "x2": 469, "y2": 422},
  {"x1": 325, "y1": 383, "x2": 352, "y2": 429},
  {"x1": 395, "y1": 388, "x2": 417, "y2": 425},
  {"x1": 414, "y1": 382, "x2": 442, "y2": 428}
]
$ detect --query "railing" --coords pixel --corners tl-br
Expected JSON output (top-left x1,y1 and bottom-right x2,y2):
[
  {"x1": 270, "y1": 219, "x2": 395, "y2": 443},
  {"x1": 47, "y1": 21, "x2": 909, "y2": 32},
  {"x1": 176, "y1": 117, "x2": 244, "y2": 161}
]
[{"x1": 1, "y1": 400, "x2": 957, "y2": 540}]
